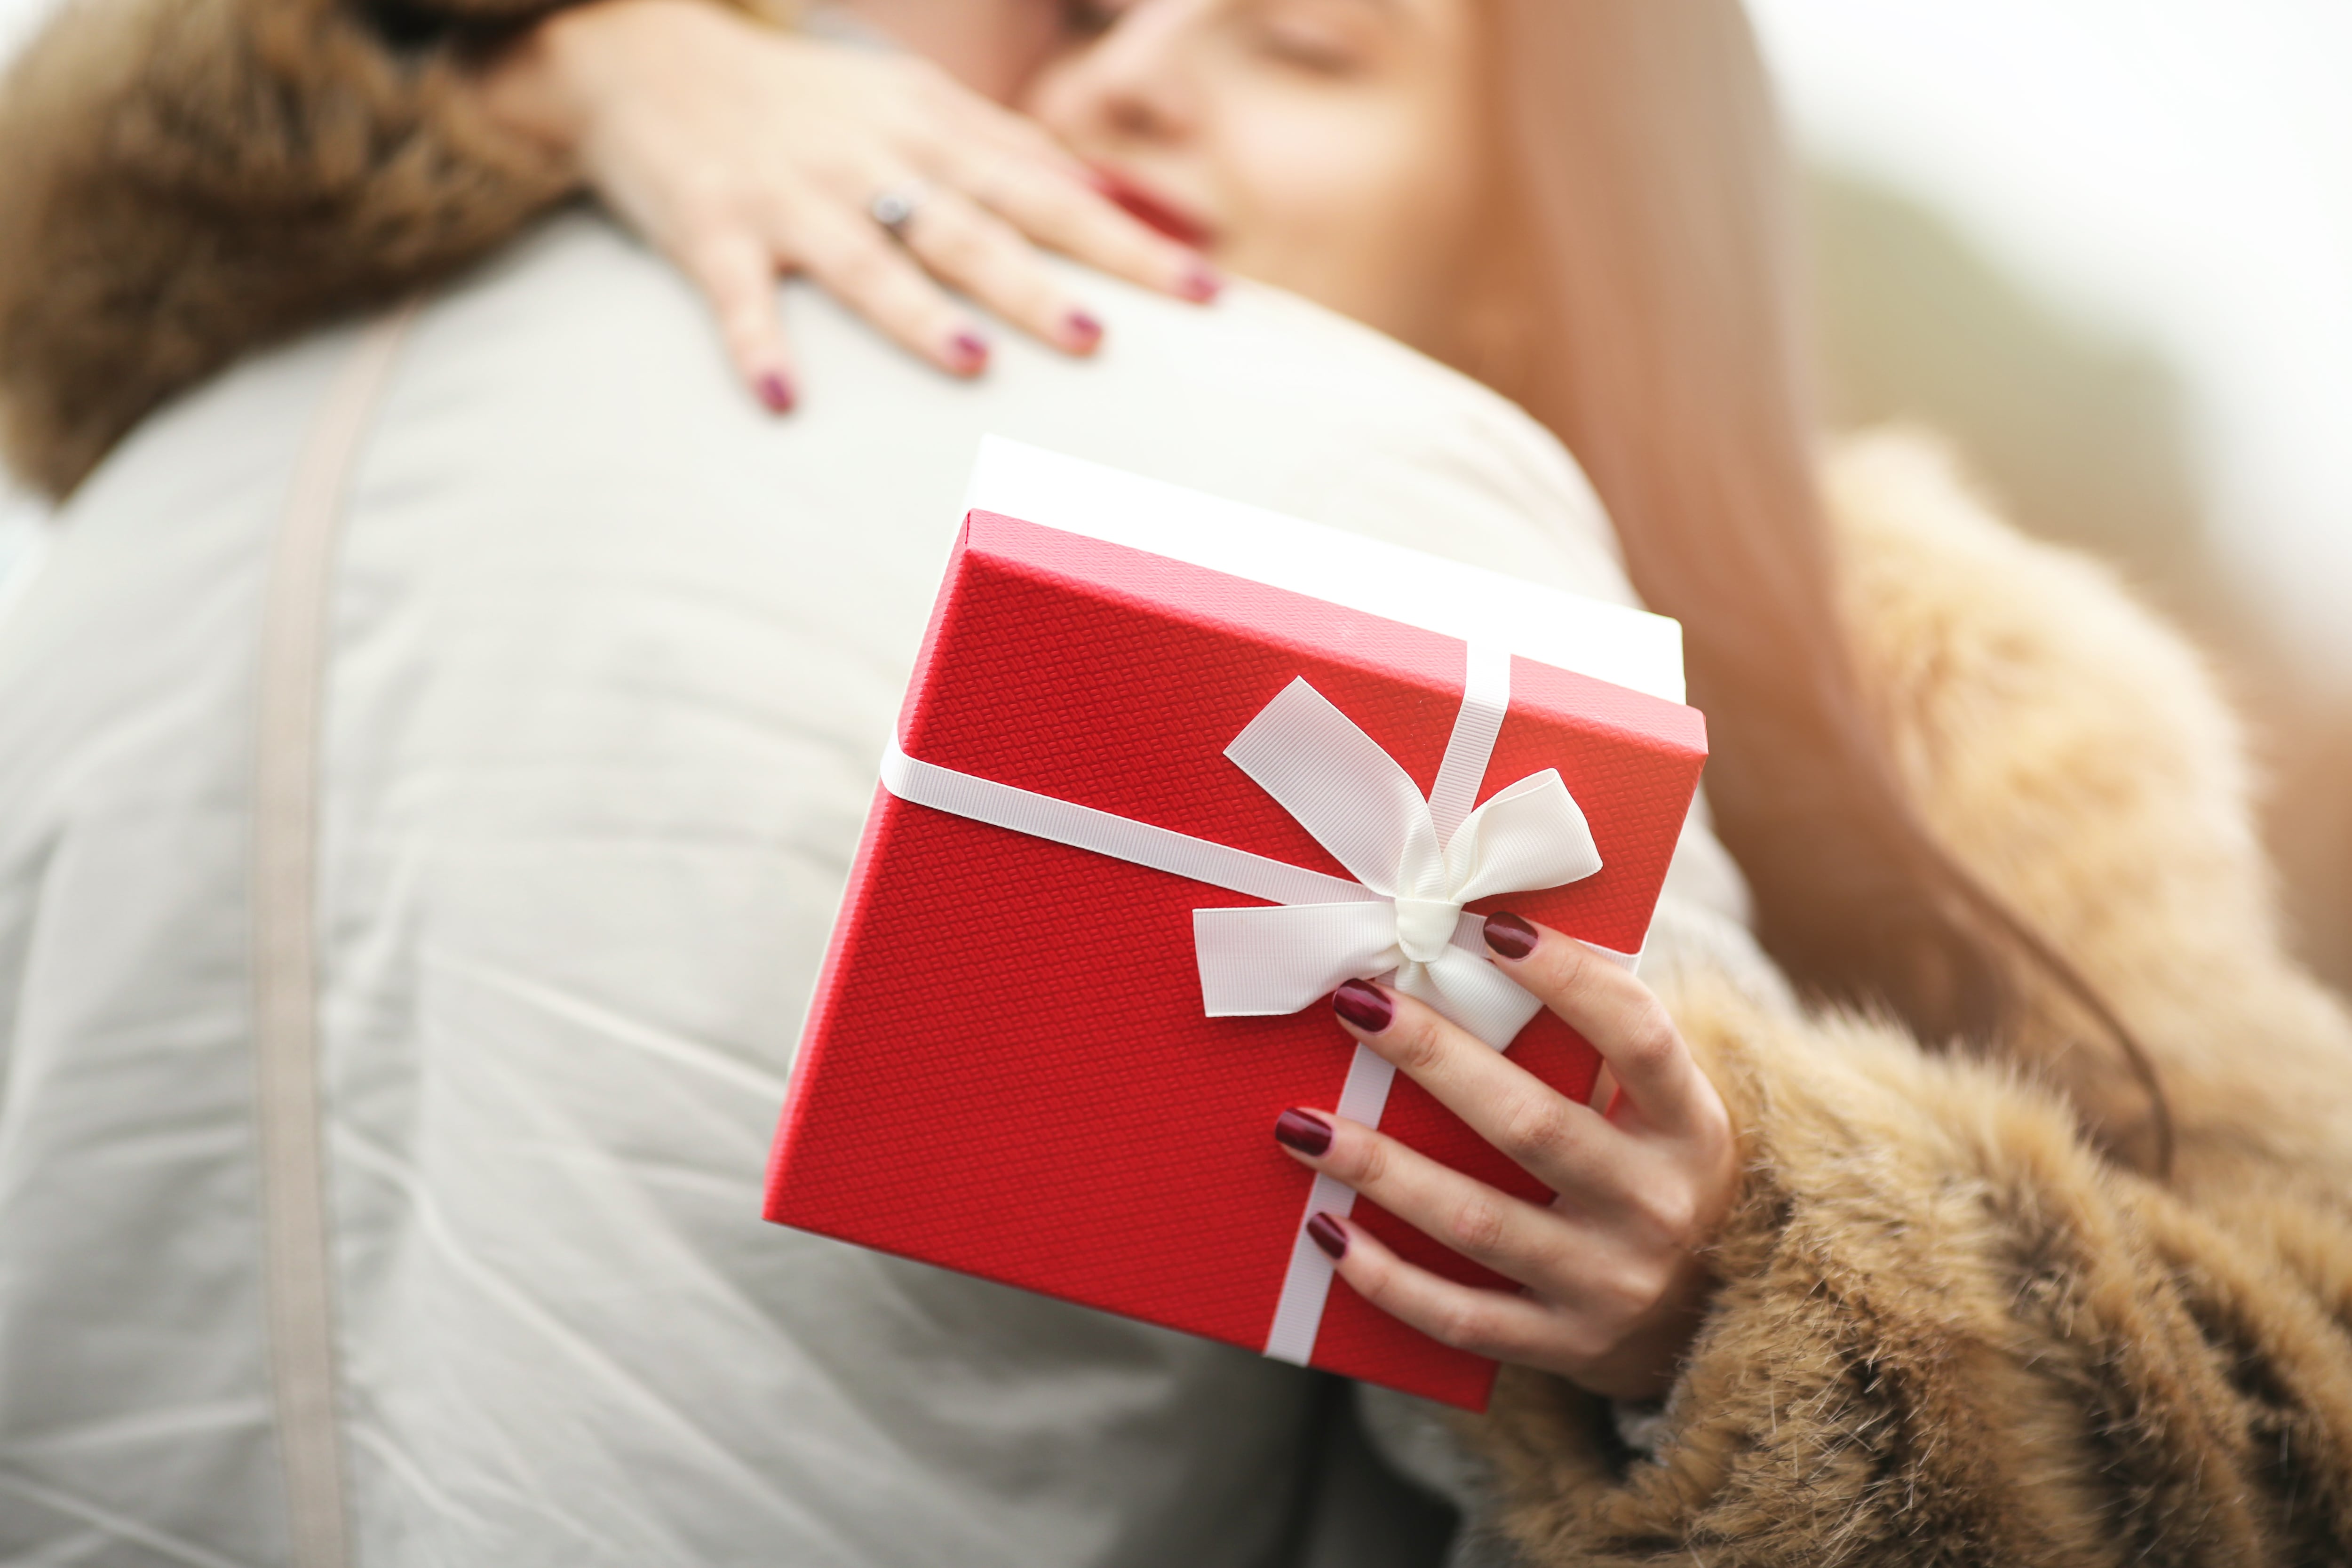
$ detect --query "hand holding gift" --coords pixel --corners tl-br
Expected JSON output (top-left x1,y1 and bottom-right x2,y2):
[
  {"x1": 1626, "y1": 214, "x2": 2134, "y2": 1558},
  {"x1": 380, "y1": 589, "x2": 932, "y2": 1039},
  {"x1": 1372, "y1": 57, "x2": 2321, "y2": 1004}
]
[
  {"x1": 1277, "y1": 916, "x2": 1737, "y2": 1402},
  {"x1": 765, "y1": 440, "x2": 1712, "y2": 1408}
]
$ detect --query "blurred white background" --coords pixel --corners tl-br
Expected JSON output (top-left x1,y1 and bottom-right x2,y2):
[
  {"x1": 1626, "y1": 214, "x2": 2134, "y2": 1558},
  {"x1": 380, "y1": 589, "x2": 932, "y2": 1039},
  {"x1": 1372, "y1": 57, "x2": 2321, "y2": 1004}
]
[
  {"x1": 1751, "y1": 0, "x2": 2352, "y2": 683},
  {"x1": 0, "y1": 0, "x2": 48, "y2": 63}
]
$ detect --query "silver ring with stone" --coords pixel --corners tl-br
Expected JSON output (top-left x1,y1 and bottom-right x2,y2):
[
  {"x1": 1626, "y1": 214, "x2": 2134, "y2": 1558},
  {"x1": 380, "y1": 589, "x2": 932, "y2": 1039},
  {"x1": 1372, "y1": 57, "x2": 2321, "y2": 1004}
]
[{"x1": 869, "y1": 181, "x2": 931, "y2": 241}]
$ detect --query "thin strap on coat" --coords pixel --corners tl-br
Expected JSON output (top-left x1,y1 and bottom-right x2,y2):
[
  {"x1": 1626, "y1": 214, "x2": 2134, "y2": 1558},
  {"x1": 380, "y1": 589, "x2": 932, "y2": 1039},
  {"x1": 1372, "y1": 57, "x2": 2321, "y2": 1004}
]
[{"x1": 253, "y1": 302, "x2": 419, "y2": 1566}]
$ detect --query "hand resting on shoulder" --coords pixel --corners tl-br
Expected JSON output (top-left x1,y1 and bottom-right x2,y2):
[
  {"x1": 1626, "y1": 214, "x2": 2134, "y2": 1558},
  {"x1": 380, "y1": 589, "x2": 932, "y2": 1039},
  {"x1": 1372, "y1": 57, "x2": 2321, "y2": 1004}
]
[{"x1": 472, "y1": 0, "x2": 1220, "y2": 408}]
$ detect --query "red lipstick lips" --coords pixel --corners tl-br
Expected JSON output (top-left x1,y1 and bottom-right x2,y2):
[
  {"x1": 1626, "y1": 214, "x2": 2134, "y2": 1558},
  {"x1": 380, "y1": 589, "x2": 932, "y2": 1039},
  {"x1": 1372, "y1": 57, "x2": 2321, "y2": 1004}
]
[{"x1": 1091, "y1": 166, "x2": 1216, "y2": 250}]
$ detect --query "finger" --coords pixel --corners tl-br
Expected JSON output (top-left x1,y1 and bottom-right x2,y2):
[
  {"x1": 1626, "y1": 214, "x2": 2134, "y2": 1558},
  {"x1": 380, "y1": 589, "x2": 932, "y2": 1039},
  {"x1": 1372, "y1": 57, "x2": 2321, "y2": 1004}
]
[
  {"x1": 1328, "y1": 980, "x2": 1637, "y2": 1202},
  {"x1": 1478, "y1": 914, "x2": 1713, "y2": 1131},
  {"x1": 925, "y1": 85, "x2": 1093, "y2": 185},
  {"x1": 785, "y1": 199, "x2": 992, "y2": 376},
  {"x1": 1273, "y1": 1106, "x2": 1586, "y2": 1293},
  {"x1": 898, "y1": 66, "x2": 1105, "y2": 199},
  {"x1": 1307, "y1": 1211, "x2": 1573, "y2": 1367},
  {"x1": 892, "y1": 186, "x2": 1104, "y2": 354},
  {"x1": 673, "y1": 224, "x2": 797, "y2": 413},
  {"x1": 934, "y1": 145, "x2": 1221, "y2": 303}
]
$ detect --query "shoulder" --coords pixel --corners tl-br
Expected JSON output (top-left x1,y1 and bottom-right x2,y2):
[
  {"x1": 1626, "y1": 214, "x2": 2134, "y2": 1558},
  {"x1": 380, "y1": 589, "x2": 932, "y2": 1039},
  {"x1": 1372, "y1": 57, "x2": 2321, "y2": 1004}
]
[
  {"x1": 1065, "y1": 272, "x2": 1635, "y2": 606},
  {"x1": 64, "y1": 211, "x2": 1642, "y2": 624}
]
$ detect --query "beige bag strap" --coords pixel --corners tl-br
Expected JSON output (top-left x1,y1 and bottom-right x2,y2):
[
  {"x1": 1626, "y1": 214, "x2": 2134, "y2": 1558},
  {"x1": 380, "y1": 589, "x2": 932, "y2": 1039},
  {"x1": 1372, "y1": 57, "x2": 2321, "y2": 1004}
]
[{"x1": 254, "y1": 303, "x2": 419, "y2": 1566}]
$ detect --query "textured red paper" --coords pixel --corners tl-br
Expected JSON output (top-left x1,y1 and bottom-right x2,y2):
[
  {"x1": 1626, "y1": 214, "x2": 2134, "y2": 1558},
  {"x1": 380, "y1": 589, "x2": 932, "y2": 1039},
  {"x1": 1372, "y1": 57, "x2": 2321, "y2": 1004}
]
[{"x1": 764, "y1": 510, "x2": 1706, "y2": 1409}]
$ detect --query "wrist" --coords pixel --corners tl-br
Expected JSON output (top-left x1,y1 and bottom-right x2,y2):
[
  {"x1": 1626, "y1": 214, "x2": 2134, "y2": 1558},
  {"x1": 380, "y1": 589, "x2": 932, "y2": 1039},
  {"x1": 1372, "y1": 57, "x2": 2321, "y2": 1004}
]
[
  {"x1": 1574, "y1": 1249, "x2": 1721, "y2": 1403},
  {"x1": 469, "y1": 10, "x2": 599, "y2": 162},
  {"x1": 469, "y1": 0, "x2": 722, "y2": 159}
]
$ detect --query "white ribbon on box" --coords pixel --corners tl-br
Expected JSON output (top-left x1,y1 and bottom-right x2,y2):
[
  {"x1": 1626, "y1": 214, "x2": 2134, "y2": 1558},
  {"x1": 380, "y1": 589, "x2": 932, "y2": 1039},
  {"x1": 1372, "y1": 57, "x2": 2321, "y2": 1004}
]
[{"x1": 878, "y1": 640, "x2": 1617, "y2": 1365}]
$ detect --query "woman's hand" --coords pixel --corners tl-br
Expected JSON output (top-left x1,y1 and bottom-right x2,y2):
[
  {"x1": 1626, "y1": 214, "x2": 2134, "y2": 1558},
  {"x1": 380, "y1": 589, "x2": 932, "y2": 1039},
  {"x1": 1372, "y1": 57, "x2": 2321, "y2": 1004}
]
[
  {"x1": 473, "y1": 0, "x2": 1218, "y2": 409},
  {"x1": 1278, "y1": 913, "x2": 1738, "y2": 1401}
]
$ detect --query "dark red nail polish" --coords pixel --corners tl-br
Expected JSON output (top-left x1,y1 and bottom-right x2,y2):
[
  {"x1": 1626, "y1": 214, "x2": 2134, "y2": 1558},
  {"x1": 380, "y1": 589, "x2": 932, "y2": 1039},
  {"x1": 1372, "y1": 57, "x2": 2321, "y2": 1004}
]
[
  {"x1": 1484, "y1": 911, "x2": 1538, "y2": 961},
  {"x1": 1332, "y1": 979, "x2": 1393, "y2": 1033},
  {"x1": 949, "y1": 331, "x2": 990, "y2": 372},
  {"x1": 756, "y1": 371, "x2": 796, "y2": 413},
  {"x1": 1274, "y1": 1107, "x2": 1332, "y2": 1157},
  {"x1": 1064, "y1": 310, "x2": 1103, "y2": 347},
  {"x1": 1178, "y1": 261, "x2": 1222, "y2": 302},
  {"x1": 1307, "y1": 1212, "x2": 1348, "y2": 1260}
]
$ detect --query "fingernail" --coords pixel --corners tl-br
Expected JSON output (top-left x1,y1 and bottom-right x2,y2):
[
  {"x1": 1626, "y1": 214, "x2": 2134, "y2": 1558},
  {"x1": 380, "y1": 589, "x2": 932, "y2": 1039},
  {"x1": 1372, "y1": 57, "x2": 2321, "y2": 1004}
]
[
  {"x1": 1307, "y1": 1212, "x2": 1348, "y2": 1260},
  {"x1": 1063, "y1": 309, "x2": 1103, "y2": 348},
  {"x1": 756, "y1": 371, "x2": 796, "y2": 413},
  {"x1": 1178, "y1": 260, "x2": 1222, "y2": 303},
  {"x1": 949, "y1": 331, "x2": 990, "y2": 373},
  {"x1": 1332, "y1": 979, "x2": 1393, "y2": 1034},
  {"x1": 1274, "y1": 1107, "x2": 1333, "y2": 1157},
  {"x1": 1483, "y1": 911, "x2": 1538, "y2": 961}
]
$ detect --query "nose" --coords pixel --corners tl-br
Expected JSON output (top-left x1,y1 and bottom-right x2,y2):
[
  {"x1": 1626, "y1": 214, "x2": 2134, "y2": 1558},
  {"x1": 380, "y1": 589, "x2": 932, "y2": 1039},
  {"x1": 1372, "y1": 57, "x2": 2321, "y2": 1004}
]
[{"x1": 1033, "y1": 0, "x2": 1202, "y2": 149}]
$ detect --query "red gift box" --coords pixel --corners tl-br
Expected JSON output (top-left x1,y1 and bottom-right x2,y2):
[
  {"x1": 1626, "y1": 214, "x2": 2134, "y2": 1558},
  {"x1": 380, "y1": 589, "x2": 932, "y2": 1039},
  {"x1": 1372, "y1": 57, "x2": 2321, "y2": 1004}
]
[{"x1": 764, "y1": 442, "x2": 1706, "y2": 1409}]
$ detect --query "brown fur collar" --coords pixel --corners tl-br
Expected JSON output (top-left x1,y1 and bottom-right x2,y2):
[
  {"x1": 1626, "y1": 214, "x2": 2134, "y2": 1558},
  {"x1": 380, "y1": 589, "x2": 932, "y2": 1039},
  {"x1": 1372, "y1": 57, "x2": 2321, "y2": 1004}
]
[
  {"x1": 0, "y1": 0, "x2": 809, "y2": 496},
  {"x1": 0, "y1": 0, "x2": 584, "y2": 497},
  {"x1": 1466, "y1": 435, "x2": 2352, "y2": 1565}
]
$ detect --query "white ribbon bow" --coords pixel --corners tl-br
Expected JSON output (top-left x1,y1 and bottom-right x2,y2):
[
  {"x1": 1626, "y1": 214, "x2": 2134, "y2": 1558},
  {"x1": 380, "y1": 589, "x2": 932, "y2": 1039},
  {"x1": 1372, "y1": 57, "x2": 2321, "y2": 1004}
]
[
  {"x1": 1192, "y1": 678, "x2": 1602, "y2": 1048},
  {"x1": 874, "y1": 642, "x2": 1615, "y2": 1369}
]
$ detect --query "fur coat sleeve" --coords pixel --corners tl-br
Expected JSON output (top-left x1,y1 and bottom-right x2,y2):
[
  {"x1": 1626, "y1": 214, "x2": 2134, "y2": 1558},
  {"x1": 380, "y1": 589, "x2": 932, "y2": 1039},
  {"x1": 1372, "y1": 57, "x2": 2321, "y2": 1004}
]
[
  {"x1": 0, "y1": 0, "x2": 765, "y2": 497},
  {"x1": 1468, "y1": 435, "x2": 2352, "y2": 1566}
]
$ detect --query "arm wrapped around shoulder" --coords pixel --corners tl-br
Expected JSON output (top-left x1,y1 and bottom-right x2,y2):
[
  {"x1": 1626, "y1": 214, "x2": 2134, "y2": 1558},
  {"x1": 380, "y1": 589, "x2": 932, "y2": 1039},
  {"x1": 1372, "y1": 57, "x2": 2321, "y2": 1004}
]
[
  {"x1": 0, "y1": 0, "x2": 774, "y2": 496},
  {"x1": 1475, "y1": 968, "x2": 2352, "y2": 1563}
]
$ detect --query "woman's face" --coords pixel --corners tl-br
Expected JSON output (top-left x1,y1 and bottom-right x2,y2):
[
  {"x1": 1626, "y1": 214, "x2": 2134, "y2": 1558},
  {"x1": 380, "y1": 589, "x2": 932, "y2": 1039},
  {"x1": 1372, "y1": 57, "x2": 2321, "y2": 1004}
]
[{"x1": 1025, "y1": 0, "x2": 1489, "y2": 357}]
